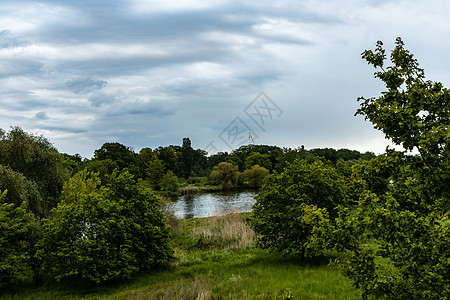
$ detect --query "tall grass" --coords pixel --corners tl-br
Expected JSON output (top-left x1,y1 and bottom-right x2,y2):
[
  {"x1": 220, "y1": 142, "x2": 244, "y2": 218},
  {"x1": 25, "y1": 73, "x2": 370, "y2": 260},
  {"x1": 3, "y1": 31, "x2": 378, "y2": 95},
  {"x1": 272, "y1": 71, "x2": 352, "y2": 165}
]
[{"x1": 190, "y1": 209, "x2": 256, "y2": 249}]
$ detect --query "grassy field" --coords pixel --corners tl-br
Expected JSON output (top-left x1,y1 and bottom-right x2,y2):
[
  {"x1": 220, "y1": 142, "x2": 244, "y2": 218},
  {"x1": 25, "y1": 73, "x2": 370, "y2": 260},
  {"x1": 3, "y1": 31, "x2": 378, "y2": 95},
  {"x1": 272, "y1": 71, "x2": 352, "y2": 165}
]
[{"x1": 1, "y1": 212, "x2": 362, "y2": 300}]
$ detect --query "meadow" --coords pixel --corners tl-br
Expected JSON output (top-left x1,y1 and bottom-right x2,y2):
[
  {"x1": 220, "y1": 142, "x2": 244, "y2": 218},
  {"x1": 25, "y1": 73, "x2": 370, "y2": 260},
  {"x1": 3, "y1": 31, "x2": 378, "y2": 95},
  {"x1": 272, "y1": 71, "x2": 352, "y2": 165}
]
[{"x1": 1, "y1": 211, "x2": 362, "y2": 300}]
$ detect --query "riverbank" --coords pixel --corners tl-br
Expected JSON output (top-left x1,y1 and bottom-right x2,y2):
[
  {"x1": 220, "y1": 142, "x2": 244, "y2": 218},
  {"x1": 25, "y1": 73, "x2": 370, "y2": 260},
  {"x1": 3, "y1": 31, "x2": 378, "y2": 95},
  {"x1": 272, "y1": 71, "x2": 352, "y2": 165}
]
[{"x1": 1, "y1": 212, "x2": 361, "y2": 299}]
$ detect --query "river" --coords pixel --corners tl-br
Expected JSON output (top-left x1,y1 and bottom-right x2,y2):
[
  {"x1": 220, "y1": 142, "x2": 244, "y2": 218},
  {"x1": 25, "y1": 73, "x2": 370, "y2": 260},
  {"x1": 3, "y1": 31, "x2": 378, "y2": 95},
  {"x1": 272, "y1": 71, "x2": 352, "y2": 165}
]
[{"x1": 168, "y1": 191, "x2": 257, "y2": 219}]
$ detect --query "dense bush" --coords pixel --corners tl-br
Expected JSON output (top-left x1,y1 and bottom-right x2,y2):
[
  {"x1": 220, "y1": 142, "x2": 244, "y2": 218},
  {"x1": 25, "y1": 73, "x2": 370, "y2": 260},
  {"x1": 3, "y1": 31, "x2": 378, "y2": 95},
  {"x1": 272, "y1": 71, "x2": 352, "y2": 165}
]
[
  {"x1": 250, "y1": 158, "x2": 347, "y2": 256},
  {"x1": 242, "y1": 165, "x2": 269, "y2": 188},
  {"x1": 210, "y1": 162, "x2": 239, "y2": 190},
  {"x1": 37, "y1": 169, "x2": 173, "y2": 283}
]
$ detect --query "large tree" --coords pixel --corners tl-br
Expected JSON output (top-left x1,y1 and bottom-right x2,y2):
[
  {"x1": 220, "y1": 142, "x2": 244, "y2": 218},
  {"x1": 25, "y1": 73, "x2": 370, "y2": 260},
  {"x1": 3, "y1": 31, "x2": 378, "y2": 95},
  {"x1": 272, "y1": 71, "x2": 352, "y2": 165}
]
[
  {"x1": 0, "y1": 127, "x2": 69, "y2": 214},
  {"x1": 337, "y1": 38, "x2": 449, "y2": 299}
]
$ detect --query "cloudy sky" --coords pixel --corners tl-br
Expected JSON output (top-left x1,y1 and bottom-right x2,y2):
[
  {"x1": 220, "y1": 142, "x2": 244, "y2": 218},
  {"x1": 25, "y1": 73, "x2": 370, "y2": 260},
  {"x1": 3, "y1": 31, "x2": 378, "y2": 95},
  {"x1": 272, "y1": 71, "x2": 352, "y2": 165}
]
[{"x1": 1, "y1": 0, "x2": 449, "y2": 157}]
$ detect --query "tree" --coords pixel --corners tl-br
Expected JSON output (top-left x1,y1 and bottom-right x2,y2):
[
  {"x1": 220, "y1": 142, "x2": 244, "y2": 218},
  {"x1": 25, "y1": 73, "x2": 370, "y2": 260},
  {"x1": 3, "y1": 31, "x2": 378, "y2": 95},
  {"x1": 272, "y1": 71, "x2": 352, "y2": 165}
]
[
  {"x1": 250, "y1": 158, "x2": 347, "y2": 256},
  {"x1": 182, "y1": 138, "x2": 193, "y2": 179},
  {"x1": 0, "y1": 165, "x2": 44, "y2": 217},
  {"x1": 160, "y1": 170, "x2": 178, "y2": 192},
  {"x1": 244, "y1": 152, "x2": 272, "y2": 170},
  {"x1": 0, "y1": 127, "x2": 70, "y2": 214},
  {"x1": 210, "y1": 162, "x2": 239, "y2": 190},
  {"x1": 0, "y1": 190, "x2": 41, "y2": 289},
  {"x1": 93, "y1": 142, "x2": 141, "y2": 177},
  {"x1": 146, "y1": 156, "x2": 165, "y2": 190},
  {"x1": 37, "y1": 170, "x2": 173, "y2": 283},
  {"x1": 242, "y1": 165, "x2": 269, "y2": 188},
  {"x1": 336, "y1": 38, "x2": 450, "y2": 299}
]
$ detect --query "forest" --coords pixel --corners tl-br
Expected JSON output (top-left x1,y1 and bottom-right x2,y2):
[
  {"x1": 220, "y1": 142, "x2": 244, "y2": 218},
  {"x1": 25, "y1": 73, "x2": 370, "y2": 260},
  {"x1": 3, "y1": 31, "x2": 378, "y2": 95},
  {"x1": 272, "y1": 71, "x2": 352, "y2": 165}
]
[{"x1": 0, "y1": 39, "x2": 448, "y2": 299}]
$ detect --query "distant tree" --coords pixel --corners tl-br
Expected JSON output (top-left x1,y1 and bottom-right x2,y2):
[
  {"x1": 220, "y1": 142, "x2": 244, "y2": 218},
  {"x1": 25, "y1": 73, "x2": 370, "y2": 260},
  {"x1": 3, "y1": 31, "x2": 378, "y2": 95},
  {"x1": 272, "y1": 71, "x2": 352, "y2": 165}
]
[
  {"x1": 250, "y1": 158, "x2": 347, "y2": 256},
  {"x1": 192, "y1": 149, "x2": 208, "y2": 176},
  {"x1": 244, "y1": 152, "x2": 272, "y2": 170},
  {"x1": 207, "y1": 151, "x2": 229, "y2": 169},
  {"x1": 37, "y1": 170, "x2": 173, "y2": 283},
  {"x1": 210, "y1": 162, "x2": 239, "y2": 190},
  {"x1": 93, "y1": 142, "x2": 141, "y2": 177},
  {"x1": 155, "y1": 146, "x2": 182, "y2": 176},
  {"x1": 243, "y1": 165, "x2": 269, "y2": 188},
  {"x1": 0, "y1": 127, "x2": 70, "y2": 214},
  {"x1": 83, "y1": 159, "x2": 119, "y2": 185},
  {"x1": 160, "y1": 171, "x2": 178, "y2": 192},
  {"x1": 182, "y1": 138, "x2": 193, "y2": 179},
  {"x1": 146, "y1": 156, "x2": 165, "y2": 190}
]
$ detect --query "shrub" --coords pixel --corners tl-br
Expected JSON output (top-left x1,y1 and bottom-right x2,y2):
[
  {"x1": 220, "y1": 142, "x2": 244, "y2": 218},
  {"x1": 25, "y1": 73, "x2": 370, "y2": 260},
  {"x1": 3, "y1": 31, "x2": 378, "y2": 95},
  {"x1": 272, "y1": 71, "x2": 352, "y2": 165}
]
[
  {"x1": 210, "y1": 162, "x2": 239, "y2": 190},
  {"x1": 242, "y1": 165, "x2": 269, "y2": 188},
  {"x1": 37, "y1": 169, "x2": 173, "y2": 283},
  {"x1": 250, "y1": 158, "x2": 347, "y2": 256}
]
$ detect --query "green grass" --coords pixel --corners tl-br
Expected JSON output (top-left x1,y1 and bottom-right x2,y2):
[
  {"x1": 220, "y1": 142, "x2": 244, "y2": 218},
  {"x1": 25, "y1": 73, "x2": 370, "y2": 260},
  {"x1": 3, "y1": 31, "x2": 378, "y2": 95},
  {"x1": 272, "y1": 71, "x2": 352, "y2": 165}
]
[{"x1": 1, "y1": 214, "x2": 362, "y2": 300}]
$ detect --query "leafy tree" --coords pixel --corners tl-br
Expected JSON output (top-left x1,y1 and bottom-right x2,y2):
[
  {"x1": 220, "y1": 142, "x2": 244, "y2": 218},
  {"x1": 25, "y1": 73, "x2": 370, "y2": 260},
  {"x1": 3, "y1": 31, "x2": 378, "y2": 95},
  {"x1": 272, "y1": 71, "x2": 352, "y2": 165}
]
[
  {"x1": 0, "y1": 127, "x2": 70, "y2": 214},
  {"x1": 0, "y1": 165, "x2": 43, "y2": 217},
  {"x1": 182, "y1": 138, "x2": 193, "y2": 179},
  {"x1": 37, "y1": 170, "x2": 173, "y2": 283},
  {"x1": 336, "y1": 38, "x2": 450, "y2": 299},
  {"x1": 83, "y1": 159, "x2": 119, "y2": 185},
  {"x1": 160, "y1": 170, "x2": 178, "y2": 192},
  {"x1": 210, "y1": 162, "x2": 239, "y2": 190},
  {"x1": 0, "y1": 190, "x2": 41, "y2": 289},
  {"x1": 93, "y1": 142, "x2": 141, "y2": 177},
  {"x1": 242, "y1": 165, "x2": 269, "y2": 188},
  {"x1": 146, "y1": 156, "x2": 165, "y2": 190},
  {"x1": 244, "y1": 152, "x2": 272, "y2": 170},
  {"x1": 192, "y1": 149, "x2": 208, "y2": 176},
  {"x1": 207, "y1": 151, "x2": 229, "y2": 170},
  {"x1": 250, "y1": 158, "x2": 347, "y2": 256},
  {"x1": 155, "y1": 146, "x2": 182, "y2": 176}
]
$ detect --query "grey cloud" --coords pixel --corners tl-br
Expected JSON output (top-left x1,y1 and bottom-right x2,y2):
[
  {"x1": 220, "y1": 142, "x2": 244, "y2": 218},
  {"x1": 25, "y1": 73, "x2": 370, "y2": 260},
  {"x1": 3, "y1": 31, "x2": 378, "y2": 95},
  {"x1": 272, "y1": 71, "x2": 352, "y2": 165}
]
[
  {"x1": 0, "y1": 30, "x2": 29, "y2": 48},
  {"x1": 34, "y1": 112, "x2": 49, "y2": 120},
  {"x1": 65, "y1": 77, "x2": 107, "y2": 94},
  {"x1": 88, "y1": 92, "x2": 117, "y2": 107}
]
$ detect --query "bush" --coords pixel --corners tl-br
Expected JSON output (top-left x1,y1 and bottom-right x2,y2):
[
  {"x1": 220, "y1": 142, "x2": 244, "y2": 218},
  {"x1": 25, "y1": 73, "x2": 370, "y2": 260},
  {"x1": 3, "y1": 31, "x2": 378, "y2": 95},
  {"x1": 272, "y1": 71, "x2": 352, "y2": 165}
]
[
  {"x1": 250, "y1": 158, "x2": 347, "y2": 256},
  {"x1": 210, "y1": 162, "x2": 239, "y2": 190},
  {"x1": 242, "y1": 165, "x2": 269, "y2": 188},
  {"x1": 37, "y1": 169, "x2": 173, "y2": 283},
  {"x1": 161, "y1": 170, "x2": 178, "y2": 192}
]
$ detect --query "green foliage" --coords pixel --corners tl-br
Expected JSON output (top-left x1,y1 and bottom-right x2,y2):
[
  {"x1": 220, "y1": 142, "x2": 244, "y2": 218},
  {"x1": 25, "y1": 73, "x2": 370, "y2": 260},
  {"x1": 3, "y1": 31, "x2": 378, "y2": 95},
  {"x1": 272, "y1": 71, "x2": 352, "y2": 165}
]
[
  {"x1": 146, "y1": 156, "x2": 166, "y2": 190},
  {"x1": 0, "y1": 127, "x2": 70, "y2": 214},
  {"x1": 160, "y1": 170, "x2": 178, "y2": 192},
  {"x1": 210, "y1": 162, "x2": 239, "y2": 190},
  {"x1": 242, "y1": 164, "x2": 269, "y2": 188},
  {"x1": 182, "y1": 137, "x2": 193, "y2": 179},
  {"x1": 250, "y1": 159, "x2": 347, "y2": 256},
  {"x1": 0, "y1": 165, "x2": 43, "y2": 217},
  {"x1": 244, "y1": 152, "x2": 272, "y2": 170},
  {"x1": 0, "y1": 190, "x2": 41, "y2": 289},
  {"x1": 37, "y1": 170, "x2": 173, "y2": 283},
  {"x1": 337, "y1": 38, "x2": 450, "y2": 299},
  {"x1": 93, "y1": 142, "x2": 141, "y2": 177}
]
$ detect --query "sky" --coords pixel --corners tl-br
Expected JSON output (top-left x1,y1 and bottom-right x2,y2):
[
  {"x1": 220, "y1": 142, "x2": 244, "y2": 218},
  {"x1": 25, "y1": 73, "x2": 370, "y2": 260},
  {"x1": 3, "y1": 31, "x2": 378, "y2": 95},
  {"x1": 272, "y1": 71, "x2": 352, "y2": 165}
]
[{"x1": 1, "y1": 0, "x2": 449, "y2": 158}]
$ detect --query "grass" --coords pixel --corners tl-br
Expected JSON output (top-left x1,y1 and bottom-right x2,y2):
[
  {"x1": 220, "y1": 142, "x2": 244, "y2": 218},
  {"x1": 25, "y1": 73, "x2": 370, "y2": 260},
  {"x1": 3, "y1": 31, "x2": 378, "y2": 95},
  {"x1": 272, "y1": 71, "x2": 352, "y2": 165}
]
[{"x1": 1, "y1": 212, "x2": 362, "y2": 300}]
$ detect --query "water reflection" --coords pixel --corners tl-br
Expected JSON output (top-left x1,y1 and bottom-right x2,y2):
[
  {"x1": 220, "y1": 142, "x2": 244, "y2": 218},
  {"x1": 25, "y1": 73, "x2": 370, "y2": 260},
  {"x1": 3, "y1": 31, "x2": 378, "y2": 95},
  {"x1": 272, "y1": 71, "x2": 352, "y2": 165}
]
[{"x1": 168, "y1": 191, "x2": 257, "y2": 219}]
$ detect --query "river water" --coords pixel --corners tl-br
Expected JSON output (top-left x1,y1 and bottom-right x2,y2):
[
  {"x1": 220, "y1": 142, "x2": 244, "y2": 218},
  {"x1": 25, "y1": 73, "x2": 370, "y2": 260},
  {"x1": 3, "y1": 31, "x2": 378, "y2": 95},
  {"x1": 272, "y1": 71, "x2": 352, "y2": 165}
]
[{"x1": 168, "y1": 191, "x2": 257, "y2": 219}]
